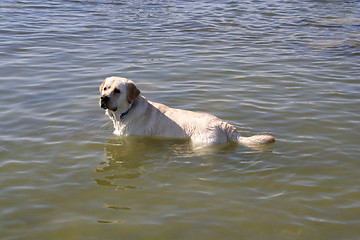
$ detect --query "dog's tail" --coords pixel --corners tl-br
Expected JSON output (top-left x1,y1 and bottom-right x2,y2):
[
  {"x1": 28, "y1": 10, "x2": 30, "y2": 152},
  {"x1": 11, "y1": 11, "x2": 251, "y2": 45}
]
[
  {"x1": 237, "y1": 134, "x2": 275, "y2": 146},
  {"x1": 223, "y1": 122, "x2": 275, "y2": 147}
]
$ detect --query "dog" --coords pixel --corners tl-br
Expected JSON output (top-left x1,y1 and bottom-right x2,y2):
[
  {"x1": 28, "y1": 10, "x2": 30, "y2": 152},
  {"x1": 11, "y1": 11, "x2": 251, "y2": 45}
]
[{"x1": 99, "y1": 76, "x2": 275, "y2": 147}]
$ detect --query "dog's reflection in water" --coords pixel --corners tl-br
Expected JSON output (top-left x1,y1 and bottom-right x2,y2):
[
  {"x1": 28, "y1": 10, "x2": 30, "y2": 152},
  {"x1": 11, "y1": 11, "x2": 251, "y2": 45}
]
[
  {"x1": 93, "y1": 134, "x2": 273, "y2": 190},
  {"x1": 93, "y1": 136, "x2": 192, "y2": 189}
]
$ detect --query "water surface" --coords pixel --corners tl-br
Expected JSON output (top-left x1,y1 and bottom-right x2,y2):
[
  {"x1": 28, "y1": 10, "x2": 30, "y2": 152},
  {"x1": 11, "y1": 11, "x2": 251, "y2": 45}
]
[{"x1": 1, "y1": 0, "x2": 360, "y2": 239}]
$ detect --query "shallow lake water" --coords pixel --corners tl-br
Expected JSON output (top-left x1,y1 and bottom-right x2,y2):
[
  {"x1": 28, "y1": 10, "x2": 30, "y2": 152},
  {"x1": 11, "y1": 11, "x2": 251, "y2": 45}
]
[{"x1": 1, "y1": 0, "x2": 360, "y2": 239}]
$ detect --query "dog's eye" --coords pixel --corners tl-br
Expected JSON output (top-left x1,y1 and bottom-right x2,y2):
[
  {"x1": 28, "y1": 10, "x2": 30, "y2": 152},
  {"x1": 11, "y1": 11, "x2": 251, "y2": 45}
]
[
  {"x1": 114, "y1": 88, "x2": 120, "y2": 94},
  {"x1": 103, "y1": 86, "x2": 108, "y2": 91}
]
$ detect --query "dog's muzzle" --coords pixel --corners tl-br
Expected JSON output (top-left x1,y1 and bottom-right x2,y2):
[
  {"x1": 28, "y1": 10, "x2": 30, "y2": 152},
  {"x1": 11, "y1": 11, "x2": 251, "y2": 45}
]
[
  {"x1": 100, "y1": 95, "x2": 117, "y2": 111},
  {"x1": 100, "y1": 95, "x2": 109, "y2": 109}
]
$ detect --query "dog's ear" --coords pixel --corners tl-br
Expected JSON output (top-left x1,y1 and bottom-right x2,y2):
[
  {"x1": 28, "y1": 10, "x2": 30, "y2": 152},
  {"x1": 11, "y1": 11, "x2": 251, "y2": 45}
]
[
  {"x1": 126, "y1": 82, "x2": 140, "y2": 103},
  {"x1": 99, "y1": 79, "x2": 106, "y2": 94}
]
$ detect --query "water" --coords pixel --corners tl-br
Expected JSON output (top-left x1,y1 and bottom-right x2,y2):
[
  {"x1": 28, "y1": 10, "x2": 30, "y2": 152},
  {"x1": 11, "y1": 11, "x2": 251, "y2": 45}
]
[{"x1": 1, "y1": 0, "x2": 360, "y2": 239}]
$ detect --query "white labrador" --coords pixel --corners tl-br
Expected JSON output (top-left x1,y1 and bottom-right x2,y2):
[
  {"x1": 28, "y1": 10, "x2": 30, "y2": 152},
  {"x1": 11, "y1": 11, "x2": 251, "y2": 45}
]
[{"x1": 99, "y1": 76, "x2": 275, "y2": 147}]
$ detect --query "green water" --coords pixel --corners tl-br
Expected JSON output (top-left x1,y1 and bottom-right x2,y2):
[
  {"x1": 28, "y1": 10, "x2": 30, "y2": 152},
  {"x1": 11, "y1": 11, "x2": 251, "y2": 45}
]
[{"x1": 1, "y1": 0, "x2": 360, "y2": 239}]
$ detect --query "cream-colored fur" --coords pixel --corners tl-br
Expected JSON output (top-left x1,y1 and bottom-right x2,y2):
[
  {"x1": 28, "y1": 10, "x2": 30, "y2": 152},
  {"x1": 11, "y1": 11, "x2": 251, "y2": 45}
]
[{"x1": 99, "y1": 76, "x2": 275, "y2": 147}]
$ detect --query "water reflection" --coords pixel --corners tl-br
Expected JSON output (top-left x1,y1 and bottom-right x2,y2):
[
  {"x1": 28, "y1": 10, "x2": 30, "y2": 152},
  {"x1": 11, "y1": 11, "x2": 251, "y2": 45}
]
[
  {"x1": 93, "y1": 134, "x2": 274, "y2": 190},
  {"x1": 93, "y1": 136, "x2": 191, "y2": 189}
]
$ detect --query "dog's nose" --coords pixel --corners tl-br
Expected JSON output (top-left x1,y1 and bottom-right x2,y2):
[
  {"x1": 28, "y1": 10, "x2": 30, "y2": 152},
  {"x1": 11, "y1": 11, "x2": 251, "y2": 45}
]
[{"x1": 101, "y1": 95, "x2": 109, "y2": 101}]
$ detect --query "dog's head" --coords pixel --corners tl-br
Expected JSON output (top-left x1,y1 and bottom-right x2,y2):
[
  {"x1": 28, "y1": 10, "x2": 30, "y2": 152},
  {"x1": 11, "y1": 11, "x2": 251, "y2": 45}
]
[{"x1": 99, "y1": 76, "x2": 140, "y2": 112}]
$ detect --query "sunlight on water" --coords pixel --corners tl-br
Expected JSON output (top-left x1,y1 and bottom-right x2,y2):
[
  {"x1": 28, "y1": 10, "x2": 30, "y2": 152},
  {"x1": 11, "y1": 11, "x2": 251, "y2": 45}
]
[{"x1": 0, "y1": 0, "x2": 359, "y2": 239}]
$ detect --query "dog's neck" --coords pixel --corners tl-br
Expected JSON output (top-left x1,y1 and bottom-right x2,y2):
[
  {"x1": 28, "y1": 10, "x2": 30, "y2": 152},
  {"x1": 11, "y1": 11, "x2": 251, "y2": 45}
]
[
  {"x1": 106, "y1": 96, "x2": 149, "y2": 135},
  {"x1": 119, "y1": 101, "x2": 134, "y2": 120},
  {"x1": 106, "y1": 97, "x2": 139, "y2": 124}
]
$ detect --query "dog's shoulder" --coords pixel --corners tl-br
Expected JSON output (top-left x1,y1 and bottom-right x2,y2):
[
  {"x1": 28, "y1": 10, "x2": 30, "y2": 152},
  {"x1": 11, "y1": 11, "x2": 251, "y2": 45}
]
[{"x1": 147, "y1": 100, "x2": 172, "y2": 113}]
